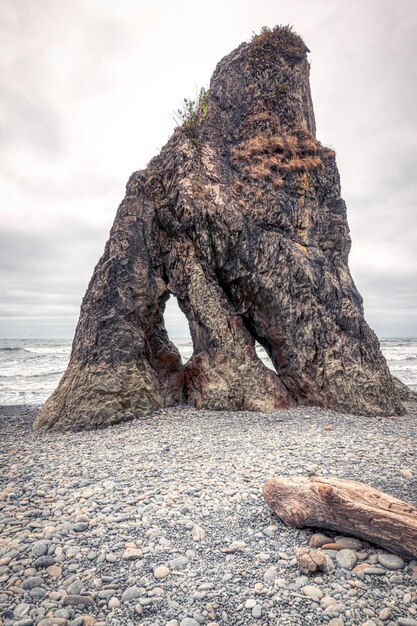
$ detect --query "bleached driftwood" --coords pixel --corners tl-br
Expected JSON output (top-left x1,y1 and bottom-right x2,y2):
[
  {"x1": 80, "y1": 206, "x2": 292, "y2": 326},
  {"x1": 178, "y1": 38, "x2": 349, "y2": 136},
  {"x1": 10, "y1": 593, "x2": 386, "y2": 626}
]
[{"x1": 263, "y1": 476, "x2": 417, "y2": 559}]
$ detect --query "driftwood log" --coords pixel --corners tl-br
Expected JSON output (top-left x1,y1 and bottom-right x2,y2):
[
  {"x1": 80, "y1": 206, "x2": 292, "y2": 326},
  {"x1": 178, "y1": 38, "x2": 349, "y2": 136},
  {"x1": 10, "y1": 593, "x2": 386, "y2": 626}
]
[{"x1": 263, "y1": 476, "x2": 417, "y2": 560}]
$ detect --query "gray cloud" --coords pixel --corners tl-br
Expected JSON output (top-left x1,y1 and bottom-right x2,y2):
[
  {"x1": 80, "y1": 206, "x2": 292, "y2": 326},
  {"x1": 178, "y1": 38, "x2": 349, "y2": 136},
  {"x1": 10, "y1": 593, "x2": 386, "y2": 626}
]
[
  {"x1": 0, "y1": 220, "x2": 107, "y2": 324},
  {"x1": 0, "y1": 0, "x2": 416, "y2": 338}
]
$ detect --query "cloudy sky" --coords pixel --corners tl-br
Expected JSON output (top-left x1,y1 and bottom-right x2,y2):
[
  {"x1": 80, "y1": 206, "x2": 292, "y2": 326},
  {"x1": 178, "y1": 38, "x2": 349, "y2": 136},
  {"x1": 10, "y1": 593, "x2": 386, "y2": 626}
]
[{"x1": 1, "y1": 0, "x2": 416, "y2": 339}]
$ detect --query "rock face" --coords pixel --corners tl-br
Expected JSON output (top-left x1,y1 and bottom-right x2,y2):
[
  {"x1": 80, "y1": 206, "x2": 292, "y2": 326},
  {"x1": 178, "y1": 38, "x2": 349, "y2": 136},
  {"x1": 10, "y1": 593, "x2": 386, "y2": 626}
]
[{"x1": 34, "y1": 26, "x2": 404, "y2": 431}]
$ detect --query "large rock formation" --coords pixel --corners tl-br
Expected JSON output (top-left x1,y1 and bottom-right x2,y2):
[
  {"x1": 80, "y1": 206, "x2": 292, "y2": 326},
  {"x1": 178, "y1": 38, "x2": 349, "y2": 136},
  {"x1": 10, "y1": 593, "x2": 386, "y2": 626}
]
[{"x1": 34, "y1": 26, "x2": 404, "y2": 430}]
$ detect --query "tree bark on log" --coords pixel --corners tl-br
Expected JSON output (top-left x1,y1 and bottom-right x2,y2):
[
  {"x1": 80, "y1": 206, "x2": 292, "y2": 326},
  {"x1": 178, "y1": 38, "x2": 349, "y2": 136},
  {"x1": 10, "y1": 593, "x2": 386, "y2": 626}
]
[{"x1": 263, "y1": 476, "x2": 417, "y2": 560}]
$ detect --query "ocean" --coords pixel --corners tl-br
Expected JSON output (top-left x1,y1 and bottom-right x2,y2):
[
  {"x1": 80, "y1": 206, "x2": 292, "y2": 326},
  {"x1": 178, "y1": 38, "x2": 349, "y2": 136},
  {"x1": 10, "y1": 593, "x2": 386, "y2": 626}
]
[{"x1": 0, "y1": 337, "x2": 416, "y2": 406}]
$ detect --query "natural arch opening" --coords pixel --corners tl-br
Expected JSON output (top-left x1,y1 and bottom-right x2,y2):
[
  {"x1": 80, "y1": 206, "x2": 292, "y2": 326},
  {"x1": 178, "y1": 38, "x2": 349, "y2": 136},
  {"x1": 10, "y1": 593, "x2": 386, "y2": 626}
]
[
  {"x1": 255, "y1": 341, "x2": 276, "y2": 372},
  {"x1": 163, "y1": 296, "x2": 193, "y2": 364}
]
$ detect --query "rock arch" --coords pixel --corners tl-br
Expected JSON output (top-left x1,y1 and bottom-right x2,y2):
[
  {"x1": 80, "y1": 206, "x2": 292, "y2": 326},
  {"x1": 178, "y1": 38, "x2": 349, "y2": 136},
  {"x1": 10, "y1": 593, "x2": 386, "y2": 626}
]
[{"x1": 34, "y1": 26, "x2": 404, "y2": 430}]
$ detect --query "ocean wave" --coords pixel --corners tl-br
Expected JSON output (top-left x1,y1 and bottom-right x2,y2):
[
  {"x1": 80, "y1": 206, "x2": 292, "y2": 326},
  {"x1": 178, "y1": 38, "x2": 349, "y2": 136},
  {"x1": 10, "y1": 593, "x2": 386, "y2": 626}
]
[
  {"x1": 0, "y1": 337, "x2": 416, "y2": 406},
  {"x1": 381, "y1": 351, "x2": 417, "y2": 361},
  {"x1": 19, "y1": 353, "x2": 69, "y2": 361},
  {"x1": 0, "y1": 345, "x2": 53, "y2": 354},
  {"x1": 0, "y1": 346, "x2": 23, "y2": 352},
  {"x1": 24, "y1": 347, "x2": 71, "y2": 355},
  {"x1": 0, "y1": 370, "x2": 64, "y2": 379}
]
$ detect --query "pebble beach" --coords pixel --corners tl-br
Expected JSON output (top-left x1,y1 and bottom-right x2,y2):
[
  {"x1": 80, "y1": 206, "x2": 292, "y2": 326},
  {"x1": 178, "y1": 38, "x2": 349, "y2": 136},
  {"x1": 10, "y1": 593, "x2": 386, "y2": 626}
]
[{"x1": 1, "y1": 403, "x2": 416, "y2": 626}]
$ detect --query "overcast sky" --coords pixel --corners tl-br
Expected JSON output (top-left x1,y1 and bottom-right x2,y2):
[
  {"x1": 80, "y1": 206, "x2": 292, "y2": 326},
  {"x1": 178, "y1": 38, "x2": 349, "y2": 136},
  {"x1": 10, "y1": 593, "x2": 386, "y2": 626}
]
[{"x1": 1, "y1": 0, "x2": 416, "y2": 339}]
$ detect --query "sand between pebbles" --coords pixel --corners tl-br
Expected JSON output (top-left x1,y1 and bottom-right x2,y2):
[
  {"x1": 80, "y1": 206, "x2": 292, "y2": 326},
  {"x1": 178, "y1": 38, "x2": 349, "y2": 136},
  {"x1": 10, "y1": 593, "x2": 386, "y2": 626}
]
[{"x1": 0, "y1": 403, "x2": 416, "y2": 626}]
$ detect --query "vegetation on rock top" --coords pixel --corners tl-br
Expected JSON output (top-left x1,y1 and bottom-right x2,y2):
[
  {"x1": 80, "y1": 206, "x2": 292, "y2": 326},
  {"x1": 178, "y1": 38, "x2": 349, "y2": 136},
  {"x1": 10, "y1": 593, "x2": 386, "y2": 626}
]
[
  {"x1": 250, "y1": 25, "x2": 309, "y2": 65},
  {"x1": 174, "y1": 87, "x2": 209, "y2": 145}
]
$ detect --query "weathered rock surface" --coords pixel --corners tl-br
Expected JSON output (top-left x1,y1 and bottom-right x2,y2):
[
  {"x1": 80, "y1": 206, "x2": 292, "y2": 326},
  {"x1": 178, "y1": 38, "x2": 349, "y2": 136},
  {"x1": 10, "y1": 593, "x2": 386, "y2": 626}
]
[{"x1": 34, "y1": 26, "x2": 404, "y2": 430}]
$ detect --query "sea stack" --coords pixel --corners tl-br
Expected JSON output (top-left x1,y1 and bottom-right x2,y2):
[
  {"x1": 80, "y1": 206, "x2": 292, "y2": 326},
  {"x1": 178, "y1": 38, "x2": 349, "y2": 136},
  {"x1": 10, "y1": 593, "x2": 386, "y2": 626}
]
[{"x1": 34, "y1": 26, "x2": 404, "y2": 430}]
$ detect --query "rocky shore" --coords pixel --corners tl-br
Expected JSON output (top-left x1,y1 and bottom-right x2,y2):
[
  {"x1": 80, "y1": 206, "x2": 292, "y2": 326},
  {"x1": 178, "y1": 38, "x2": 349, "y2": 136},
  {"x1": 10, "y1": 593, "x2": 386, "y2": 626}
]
[{"x1": 1, "y1": 403, "x2": 416, "y2": 626}]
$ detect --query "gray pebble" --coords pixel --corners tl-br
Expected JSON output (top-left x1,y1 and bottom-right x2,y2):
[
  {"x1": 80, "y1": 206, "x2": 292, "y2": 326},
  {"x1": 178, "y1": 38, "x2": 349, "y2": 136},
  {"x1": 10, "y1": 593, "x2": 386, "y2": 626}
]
[
  {"x1": 62, "y1": 594, "x2": 95, "y2": 607},
  {"x1": 336, "y1": 549, "x2": 357, "y2": 570},
  {"x1": 378, "y1": 553, "x2": 405, "y2": 570},
  {"x1": 67, "y1": 580, "x2": 83, "y2": 595},
  {"x1": 264, "y1": 566, "x2": 277, "y2": 581},
  {"x1": 29, "y1": 587, "x2": 46, "y2": 599},
  {"x1": 171, "y1": 555, "x2": 189, "y2": 569},
  {"x1": 121, "y1": 586, "x2": 141, "y2": 602},
  {"x1": 31, "y1": 541, "x2": 49, "y2": 558},
  {"x1": 33, "y1": 556, "x2": 55, "y2": 569},
  {"x1": 21, "y1": 577, "x2": 44, "y2": 591},
  {"x1": 13, "y1": 604, "x2": 31, "y2": 618}
]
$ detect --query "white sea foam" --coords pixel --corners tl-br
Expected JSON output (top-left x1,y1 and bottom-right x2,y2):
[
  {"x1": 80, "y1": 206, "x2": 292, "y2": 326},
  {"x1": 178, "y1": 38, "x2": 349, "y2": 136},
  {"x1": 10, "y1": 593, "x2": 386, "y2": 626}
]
[
  {"x1": 377, "y1": 339, "x2": 417, "y2": 362},
  {"x1": 0, "y1": 337, "x2": 416, "y2": 405}
]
